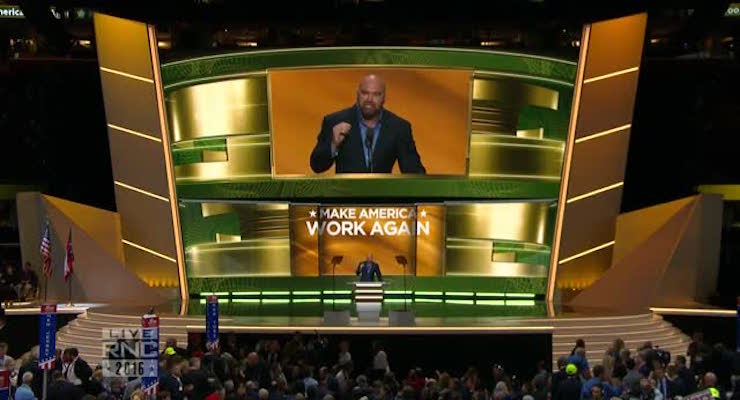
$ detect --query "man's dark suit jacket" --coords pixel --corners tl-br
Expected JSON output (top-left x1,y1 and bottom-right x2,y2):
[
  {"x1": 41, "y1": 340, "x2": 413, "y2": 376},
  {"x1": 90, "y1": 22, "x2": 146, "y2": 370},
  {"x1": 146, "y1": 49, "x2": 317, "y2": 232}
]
[
  {"x1": 310, "y1": 106, "x2": 426, "y2": 174},
  {"x1": 356, "y1": 261, "x2": 382, "y2": 282}
]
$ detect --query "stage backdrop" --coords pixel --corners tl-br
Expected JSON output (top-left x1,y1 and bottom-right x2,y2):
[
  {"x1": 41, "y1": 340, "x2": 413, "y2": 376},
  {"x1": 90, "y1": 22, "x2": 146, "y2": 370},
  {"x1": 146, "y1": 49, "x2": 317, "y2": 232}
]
[{"x1": 269, "y1": 68, "x2": 471, "y2": 176}]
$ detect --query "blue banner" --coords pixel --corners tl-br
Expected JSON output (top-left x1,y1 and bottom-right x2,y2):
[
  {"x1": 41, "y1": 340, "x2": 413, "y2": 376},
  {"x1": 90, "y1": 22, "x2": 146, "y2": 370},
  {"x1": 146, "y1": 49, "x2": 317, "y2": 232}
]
[
  {"x1": 206, "y1": 296, "x2": 219, "y2": 349},
  {"x1": 141, "y1": 314, "x2": 159, "y2": 397},
  {"x1": 38, "y1": 304, "x2": 57, "y2": 370}
]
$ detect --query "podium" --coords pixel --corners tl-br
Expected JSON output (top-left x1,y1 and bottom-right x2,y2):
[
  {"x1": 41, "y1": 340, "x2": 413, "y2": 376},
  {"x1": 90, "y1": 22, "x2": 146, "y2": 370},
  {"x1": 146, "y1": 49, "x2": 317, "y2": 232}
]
[{"x1": 352, "y1": 281, "x2": 387, "y2": 322}]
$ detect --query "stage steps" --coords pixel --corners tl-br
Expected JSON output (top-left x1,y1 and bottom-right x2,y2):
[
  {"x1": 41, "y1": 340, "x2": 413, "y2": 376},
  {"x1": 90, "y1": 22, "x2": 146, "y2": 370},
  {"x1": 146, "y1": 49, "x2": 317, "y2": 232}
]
[{"x1": 55, "y1": 310, "x2": 691, "y2": 370}]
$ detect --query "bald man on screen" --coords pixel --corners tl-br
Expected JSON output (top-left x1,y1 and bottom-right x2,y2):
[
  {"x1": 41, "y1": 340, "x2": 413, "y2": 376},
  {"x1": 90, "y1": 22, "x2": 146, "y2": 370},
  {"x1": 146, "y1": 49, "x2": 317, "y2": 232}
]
[{"x1": 310, "y1": 74, "x2": 426, "y2": 174}]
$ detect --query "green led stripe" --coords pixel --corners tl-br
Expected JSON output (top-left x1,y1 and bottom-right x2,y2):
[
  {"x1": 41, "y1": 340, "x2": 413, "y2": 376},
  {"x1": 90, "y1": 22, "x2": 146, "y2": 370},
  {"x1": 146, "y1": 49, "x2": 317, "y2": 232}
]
[
  {"x1": 293, "y1": 299, "x2": 321, "y2": 303},
  {"x1": 232, "y1": 292, "x2": 260, "y2": 296},
  {"x1": 505, "y1": 293, "x2": 536, "y2": 298},
  {"x1": 232, "y1": 299, "x2": 261, "y2": 303},
  {"x1": 416, "y1": 291, "x2": 443, "y2": 296},
  {"x1": 446, "y1": 299, "x2": 474, "y2": 305},
  {"x1": 476, "y1": 292, "x2": 506, "y2": 297},
  {"x1": 262, "y1": 299, "x2": 291, "y2": 304},
  {"x1": 383, "y1": 298, "x2": 413, "y2": 303},
  {"x1": 323, "y1": 290, "x2": 352, "y2": 295},
  {"x1": 506, "y1": 300, "x2": 536, "y2": 306},
  {"x1": 262, "y1": 291, "x2": 290, "y2": 296},
  {"x1": 198, "y1": 298, "x2": 229, "y2": 303},
  {"x1": 446, "y1": 292, "x2": 474, "y2": 297},
  {"x1": 323, "y1": 299, "x2": 352, "y2": 304},
  {"x1": 477, "y1": 300, "x2": 505, "y2": 306},
  {"x1": 416, "y1": 298, "x2": 443, "y2": 303},
  {"x1": 200, "y1": 292, "x2": 228, "y2": 297},
  {"x1": 385, "y1": 290, "x2": 413, "y2": 295},
  {"x1": 293, "y1": 291, "x2": 321, "y2": 295}
]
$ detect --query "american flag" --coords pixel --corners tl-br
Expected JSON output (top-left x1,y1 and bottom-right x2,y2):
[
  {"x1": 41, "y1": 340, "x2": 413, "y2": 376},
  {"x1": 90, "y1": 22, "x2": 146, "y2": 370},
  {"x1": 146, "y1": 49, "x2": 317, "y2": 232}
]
[
  {"x1": 64, "y1": 229, "x2": 74, "y2": 281},
  {"x1": 40, "y1": 221, "x2": 52, "y2": 277}
]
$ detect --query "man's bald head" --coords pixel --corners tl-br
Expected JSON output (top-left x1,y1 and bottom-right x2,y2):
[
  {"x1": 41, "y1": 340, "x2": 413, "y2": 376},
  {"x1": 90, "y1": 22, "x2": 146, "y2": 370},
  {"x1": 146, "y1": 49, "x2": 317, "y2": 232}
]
[
  {"x1": 356, "y1": 74, "x2": 386, "y2": 121},
  {"x1": 359, "y1": 74, "x2": 386, "y2": 92}
]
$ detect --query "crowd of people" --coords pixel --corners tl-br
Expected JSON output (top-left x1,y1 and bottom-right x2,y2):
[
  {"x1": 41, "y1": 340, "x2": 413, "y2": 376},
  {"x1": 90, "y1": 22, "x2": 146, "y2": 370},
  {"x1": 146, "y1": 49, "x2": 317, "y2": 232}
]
[
  {"x1": 1, "y1": 332, "x2": 739, "y2": 400},
  {"x1": 552, "y1": 337, "x2": 739, "y2": 400},
  {"x1": 0, "y1": 261, "x2": 39, "y2": 302}
]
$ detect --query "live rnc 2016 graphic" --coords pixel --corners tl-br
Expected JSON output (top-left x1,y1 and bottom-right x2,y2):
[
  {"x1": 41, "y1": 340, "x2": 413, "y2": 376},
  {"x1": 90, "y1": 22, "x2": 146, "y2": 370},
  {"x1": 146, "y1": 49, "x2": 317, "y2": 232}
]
[{"x1": 100, "y1": 327, "x2": 159, "y2": 378}]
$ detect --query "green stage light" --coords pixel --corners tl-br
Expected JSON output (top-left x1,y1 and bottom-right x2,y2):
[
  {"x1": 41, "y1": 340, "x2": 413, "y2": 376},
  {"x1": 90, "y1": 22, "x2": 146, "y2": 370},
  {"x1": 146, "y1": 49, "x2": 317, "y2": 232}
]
[
  {"x1": 293, "y1": 298, "x2": 321, "y2": 303},
  {"x1": 323, "y1": 299, "x2": 352, "y2": 304},
  {"x1": 383, "y1": 298, "x2": 413, "y2": 303},
  {"x1": 505, "y1": 293, "x2": 536, "y2": 298},
  {"x1": 446, "y1": 299, "x2": 474, "y2": 305},
  {"x1": 476, "y1": 300, "x2": 505, "y2": 306},
  {"x1": 416, "y1": 298, "x2": 443, "y2": 303},
  {"x1": 475, "y1": 292, "x2": 506, "y2": 297},
  {"x1": 415, "y1": 291, "x2": 443, "y2": 296},
  {"x1": 262, "y1": 291, "x2": 290, "y2": 296},
  {"x1": 385, "y1": 290, "x2": 413, "y2": 295},
  {"x1": 292, "y1": 291, "x2": 321, "y2": 295},
  {"x1": 262, "y1": 299, "x2": 291, "y2": 304},
  {"x1": 322, "y1": 290, "x2": 352, "y2": 295},
  {"x1": 200, "y1": 298, "x2": 229, "y2": 304},
  {"x1": 231, "y1": 292, "x2": 260, "y2": 296},
  {"x1": 445, "y1": 292, "x2": 474, "y2": 297},
  {"x1": 505, "y1": 300, "x2": 536, "y2": 306},
  {"x1": 232, "y1": 299, "x2": 261, "y2": 303}
]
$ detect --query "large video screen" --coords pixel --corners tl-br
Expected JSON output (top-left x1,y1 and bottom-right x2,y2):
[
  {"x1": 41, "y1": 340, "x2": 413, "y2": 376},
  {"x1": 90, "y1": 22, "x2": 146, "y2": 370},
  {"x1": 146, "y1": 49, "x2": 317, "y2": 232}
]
[
  {"x1": 164, "y1": 49, "x2": 574, "y2": 197},
  {"x1": 161, "y1": 47, "x2": 576, "y2": 300},
  {"x1": 270, "y1": 68, "x2": 470, "y2": 176}
]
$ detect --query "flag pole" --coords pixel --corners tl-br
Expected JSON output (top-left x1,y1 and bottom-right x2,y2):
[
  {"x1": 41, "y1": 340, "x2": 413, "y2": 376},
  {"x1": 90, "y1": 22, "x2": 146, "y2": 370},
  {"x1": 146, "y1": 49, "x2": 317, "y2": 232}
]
[
  {"x1": 67, "y1": 276, "x2": 72, "y2": 306},
  {"x1": 65, "y1": 228, "x2": 73, "y2": 306},
  {"x1": 44, "y1": 275, "x2": 48, "y2": 302}
]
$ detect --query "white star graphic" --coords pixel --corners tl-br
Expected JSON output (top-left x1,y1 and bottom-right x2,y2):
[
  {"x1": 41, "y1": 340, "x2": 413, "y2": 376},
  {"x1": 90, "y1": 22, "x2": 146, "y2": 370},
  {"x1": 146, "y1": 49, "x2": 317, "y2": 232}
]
[
  {"x1": 420, "y1": 209, "x2": 427, "y2": 218},
  {"x1": 309, "y1": 210, "x2": 317, "y2": 218}
]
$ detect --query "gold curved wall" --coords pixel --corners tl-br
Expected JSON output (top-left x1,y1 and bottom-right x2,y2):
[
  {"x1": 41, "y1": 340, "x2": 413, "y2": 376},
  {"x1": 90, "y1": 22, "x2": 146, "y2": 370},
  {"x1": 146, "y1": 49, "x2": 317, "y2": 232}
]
[
  {"x1": 185, "y1": 202, "x2": 291, "y2": 278},
  {"x1": 186, "y1": 238, "x2": 291, "y2": 277},
  {"x1": 469, "y1": 75, "x2": 564, "y2": 178},
  {"x1": 166, "y1": 76, "x2": 269, "y2": 141},
  {"x1": 173, "y1": 134, "x2": 271, "y2": 182},
  {"x1": 446, "y1": 202, "x2": 549, "y2": 243},
  {"x1": 445, "y1": 202, "x2": 551, "y2": 277},
  {"x1": 469, "y1": 134, "x2": 564, "y2": 178},
  {"x1": 166, "y1": 76, "x2": 272, "y2": 182}
]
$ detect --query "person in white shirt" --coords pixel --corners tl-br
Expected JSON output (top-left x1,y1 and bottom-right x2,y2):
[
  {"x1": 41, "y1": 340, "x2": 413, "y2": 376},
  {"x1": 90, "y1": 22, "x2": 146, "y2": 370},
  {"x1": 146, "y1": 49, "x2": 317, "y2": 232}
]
[
  {"x1": 338, "y1": 340, "x2": 352, "y2": 367},
  {"x1": 371, "y1": 341, "x2": 389, "y2": 381},
  {"x1": 0, "y1": 343, "x2": 15, "y2": 366}
]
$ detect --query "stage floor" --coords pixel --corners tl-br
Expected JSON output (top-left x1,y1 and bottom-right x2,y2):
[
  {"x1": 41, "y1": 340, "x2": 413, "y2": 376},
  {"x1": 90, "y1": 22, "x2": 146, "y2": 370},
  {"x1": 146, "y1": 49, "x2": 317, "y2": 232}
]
[{"x1": 75, "y1": 300, "x2": 664, "y2": 327}]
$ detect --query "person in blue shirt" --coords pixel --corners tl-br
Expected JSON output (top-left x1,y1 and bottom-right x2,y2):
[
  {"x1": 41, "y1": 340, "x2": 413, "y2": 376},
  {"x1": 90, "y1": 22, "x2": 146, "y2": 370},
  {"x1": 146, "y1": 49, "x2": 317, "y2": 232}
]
[
  {"x1": 567, "y1": 348, "x2": 591, "y2": 380},
  {"x1": 15, "y1": 372, "x2": 37, "y2": 400},
  {"x1": 581, "y1": 365, "x2": 620, "y2": 400}
]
